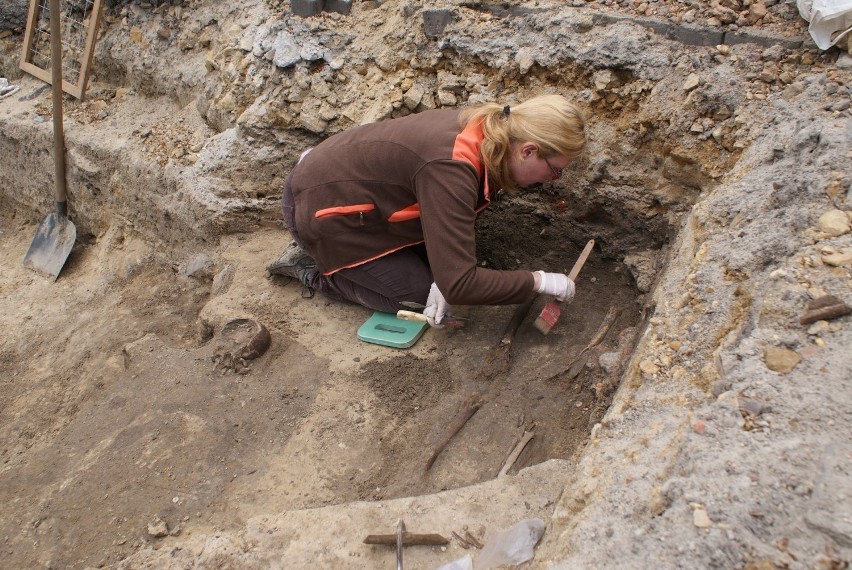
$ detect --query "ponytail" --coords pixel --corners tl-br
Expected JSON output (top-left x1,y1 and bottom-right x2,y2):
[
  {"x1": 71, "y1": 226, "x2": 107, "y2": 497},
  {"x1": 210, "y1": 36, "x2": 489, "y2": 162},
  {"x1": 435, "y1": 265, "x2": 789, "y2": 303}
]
[{"x1": 460, "y1": 94, "x2": 587, "y2": 192}]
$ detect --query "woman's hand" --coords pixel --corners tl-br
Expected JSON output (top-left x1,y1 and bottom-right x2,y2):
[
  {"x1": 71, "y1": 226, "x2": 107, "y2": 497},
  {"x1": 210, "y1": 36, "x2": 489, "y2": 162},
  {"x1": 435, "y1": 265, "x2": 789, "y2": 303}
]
[
  {"x1": 424, "y1": 282, "x2": 451, "y2": 327},
  {"x1": 534, "y1": 271, "x2": 575, "y2": 302}
]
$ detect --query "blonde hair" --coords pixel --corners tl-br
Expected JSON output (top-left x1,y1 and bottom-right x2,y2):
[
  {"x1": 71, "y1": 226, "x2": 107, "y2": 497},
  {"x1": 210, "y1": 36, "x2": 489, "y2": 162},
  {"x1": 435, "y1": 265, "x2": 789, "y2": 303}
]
[{"x1": 459, "y1": 94, "x2": 587, "y2": 192}]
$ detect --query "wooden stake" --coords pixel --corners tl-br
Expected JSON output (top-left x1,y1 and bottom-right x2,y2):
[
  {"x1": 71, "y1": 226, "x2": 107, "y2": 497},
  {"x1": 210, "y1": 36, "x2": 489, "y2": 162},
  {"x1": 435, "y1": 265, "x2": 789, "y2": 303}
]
[
  {"x1": 498, "y1": 426, "x2": 536, "y2": 477},
  {"x1": 478, "y1": 292, "x2": 537, "y2": 380},
  {"x1": 424, "y1": 391, "x2": 484, "y2": 472},
  {"x1": 583, "y1": 305, "x2": 621, "y2": 352},
  {"x1": 800, "y1": 295, "x2": 851, "y2": 325},
  {"x1": 545, "y1": 305, "x2": 620, "y2": 382}
]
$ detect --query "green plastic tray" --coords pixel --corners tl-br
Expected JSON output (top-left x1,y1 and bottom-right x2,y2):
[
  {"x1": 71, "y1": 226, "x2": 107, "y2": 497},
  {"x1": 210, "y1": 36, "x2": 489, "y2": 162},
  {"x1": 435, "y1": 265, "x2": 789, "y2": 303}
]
[{"x1": 357, "y1": 311, "x2": 428, "y2": 348}]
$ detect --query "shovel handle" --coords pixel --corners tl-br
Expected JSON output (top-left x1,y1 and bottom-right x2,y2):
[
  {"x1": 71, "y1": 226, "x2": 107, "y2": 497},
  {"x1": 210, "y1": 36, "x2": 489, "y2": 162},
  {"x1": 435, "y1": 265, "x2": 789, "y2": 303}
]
[{"x1": 49, "y1": 0, "x2": 67, "y2": 207}]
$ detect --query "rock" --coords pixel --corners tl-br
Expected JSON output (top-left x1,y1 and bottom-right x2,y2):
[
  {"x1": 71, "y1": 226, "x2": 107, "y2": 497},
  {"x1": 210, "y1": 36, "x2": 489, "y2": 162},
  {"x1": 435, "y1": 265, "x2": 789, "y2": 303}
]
[
  {"x1": 516, "y1": 49, "x2": 536, "y2": 75},
  {"x1": 623, "y1": 250, "x2": 657, "y2": 292},
  {"x1": 639, "y1": 359, "x2": 660, "y2": 375},
  {"x1": 0, "y1": 0, "x2": 28, "y2": 30},
  {"x1": 403, "y1": 84, "x2": 426, "y2": 111},
  {"x1": 181, "y1": 254, "x2": 214, "y2": 279},
  {"x1": 714, "y1": 6, "x2": 737, "y2": 24},
  {"x1": 310, "y1": 76, "x2": 332, "y2": 99},
  {"x1": 594, "y1": 69, "x2": 616, "y2": 90},
  {"x1": 821, "y1": 248, "x2": 852, "y2": 267},
  {"x1": 419, "y1": 92, "x2": 437, "y2": 111},
  {"x1": 738, "y1": 395, "x2": 769, "y2": 418},
  {"x1": 799, "y1": 294, "x2": 852, "y2": 324},
  {"x1": 761, "y1": 44, "x2": 784, "y2": 61},
  {"x1": 778, "y1": 71, "x2": 794, "y2": 84},
  {"x1": 147, "y1": 518, "x2": 169, "y2": 538},
  {"x1": 806, "y1": 320, "x2": 831, "y2": 335},
  {"x1": 836, "y1": 53, "x2": 852, "y2": 69},
  {"x1": 682, "y1": 73, "x2": 700, "y2": 91},
  {"x1": 437, "y1": 71, "x2": 464, "y2": 92},
  {"x1": 360, "y1": 98, "x2": 393, "y2": 125},
  {"x1": 758, "y1": 69, "x2": 777, "y2": 83},
  {"x1": 129, "y1": 26, "x2": 144, "y2": 44},
  {"x1": 598, "y1": 351, "x2": 622, "y2": 375},
  {"x1": 748, "y1": 2, "x2": 768, "y2": 24},
  {"x1": 817, "y1": 209, "x2": 850, "y2": 236},
  {"x1": 212, "y1": 263, "x2": 235, "y2": 295},
  {"x1": 693, "y1": 507, "x2": 713, "y2": 528},
  {"x1": 423, "y1": 8, "x2": 454, "y2": 39},
  {"x1": 299, "y1": 109, "x2": 328, "y2": 134},
  {"x1": 239, "y1": 30, "x2": 254, "y2": 52},
  {"x1": 271, "y1": 32, "x2": 301, "y2": 68},
  {"x1": 437, "y1": 89, "x2": 457, "y2": 106},
  {"x1": 763, "y1": 347, "x2": 801, "y2": 373},
  {"x1": 300, "y1": 41, "x2": 325, "y2": 63}
]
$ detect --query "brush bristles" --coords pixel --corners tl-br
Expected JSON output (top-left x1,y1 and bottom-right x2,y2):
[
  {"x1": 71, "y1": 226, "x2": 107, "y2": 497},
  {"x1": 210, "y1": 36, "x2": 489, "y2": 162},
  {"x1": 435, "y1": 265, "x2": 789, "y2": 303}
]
[{"x1": 534, "y1": 302, "x2": 560, "y2": 334}]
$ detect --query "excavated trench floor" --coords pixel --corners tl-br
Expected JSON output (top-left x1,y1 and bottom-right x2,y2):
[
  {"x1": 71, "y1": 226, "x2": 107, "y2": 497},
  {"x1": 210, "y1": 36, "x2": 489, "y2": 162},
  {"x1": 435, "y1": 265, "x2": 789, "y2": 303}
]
[{"x1": 0, "y1": 161, "x2": 652, "y2": 569}]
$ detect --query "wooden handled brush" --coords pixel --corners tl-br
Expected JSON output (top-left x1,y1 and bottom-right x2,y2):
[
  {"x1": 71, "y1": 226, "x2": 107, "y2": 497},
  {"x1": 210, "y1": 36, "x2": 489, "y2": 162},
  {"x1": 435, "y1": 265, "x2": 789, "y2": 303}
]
[
  {"x1": 397, "y1": 310, "x2": 467, "y2": 328},
  {"x1": 533, "y1": 239, "x2": 595, "y2": 335}
]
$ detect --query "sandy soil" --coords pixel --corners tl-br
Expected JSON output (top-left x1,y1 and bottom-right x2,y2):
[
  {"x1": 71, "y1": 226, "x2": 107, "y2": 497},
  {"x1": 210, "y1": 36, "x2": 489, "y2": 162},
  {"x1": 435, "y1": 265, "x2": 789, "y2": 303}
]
[{"x1": 0, "y1": 200, "x2": 642, "y2": 568}]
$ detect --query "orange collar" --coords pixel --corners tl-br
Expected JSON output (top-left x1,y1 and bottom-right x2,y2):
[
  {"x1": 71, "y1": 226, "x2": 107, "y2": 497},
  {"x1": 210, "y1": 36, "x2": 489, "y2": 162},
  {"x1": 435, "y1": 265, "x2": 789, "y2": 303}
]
[{"x1": 452, "y1": 120, "x2": 491, "y2": 201}]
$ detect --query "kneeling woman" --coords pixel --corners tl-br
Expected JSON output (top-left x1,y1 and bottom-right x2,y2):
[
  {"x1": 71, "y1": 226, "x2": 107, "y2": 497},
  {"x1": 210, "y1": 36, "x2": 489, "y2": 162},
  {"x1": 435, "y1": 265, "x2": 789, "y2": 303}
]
[{"x1": 269, "y1": 94, "x2": 587, "y2": 327}]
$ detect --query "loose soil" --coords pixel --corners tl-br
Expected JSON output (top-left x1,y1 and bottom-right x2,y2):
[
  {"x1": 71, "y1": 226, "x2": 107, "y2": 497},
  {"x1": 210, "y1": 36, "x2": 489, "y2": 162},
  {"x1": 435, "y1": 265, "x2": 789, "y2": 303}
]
[{"x1": 0, "y1": 198, "x2": 641, "y2": 568}]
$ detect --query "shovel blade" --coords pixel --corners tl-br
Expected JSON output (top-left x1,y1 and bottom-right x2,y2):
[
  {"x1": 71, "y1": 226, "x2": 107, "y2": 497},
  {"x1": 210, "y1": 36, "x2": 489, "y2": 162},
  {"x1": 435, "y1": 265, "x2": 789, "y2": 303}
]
[{"x1": 23, "y1": 212, "x2": 76, "y2": 280}]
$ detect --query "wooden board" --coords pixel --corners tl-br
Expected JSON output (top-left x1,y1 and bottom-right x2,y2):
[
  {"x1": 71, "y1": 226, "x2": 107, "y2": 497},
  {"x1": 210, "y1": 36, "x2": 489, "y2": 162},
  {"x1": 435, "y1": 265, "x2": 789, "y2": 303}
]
[{"x1": 19, "y1": 0, "x2": 104, "y2": 99}]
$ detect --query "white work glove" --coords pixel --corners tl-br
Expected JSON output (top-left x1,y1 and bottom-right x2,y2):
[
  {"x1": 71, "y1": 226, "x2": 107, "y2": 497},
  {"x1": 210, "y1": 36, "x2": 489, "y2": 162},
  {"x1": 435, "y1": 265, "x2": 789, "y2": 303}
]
[
  {"x1": 535, "y1": 271, "x2": 576, "y2": 302},
  {"x1": 423, "y1": 282, "x2": 451, "y2": 328}
]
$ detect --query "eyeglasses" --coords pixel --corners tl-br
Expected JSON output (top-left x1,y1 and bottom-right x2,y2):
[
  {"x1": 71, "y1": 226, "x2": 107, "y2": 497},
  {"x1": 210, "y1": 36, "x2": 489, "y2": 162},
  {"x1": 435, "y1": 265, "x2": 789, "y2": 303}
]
[{"x1": 543, "y1": 156, "x2": 563, "y2": 178}]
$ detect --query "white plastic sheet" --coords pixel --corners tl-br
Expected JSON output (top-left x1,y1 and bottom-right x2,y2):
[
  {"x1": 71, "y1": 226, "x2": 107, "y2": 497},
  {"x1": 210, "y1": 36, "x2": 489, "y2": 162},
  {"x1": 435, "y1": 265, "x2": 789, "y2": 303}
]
[
  {"x1": 474, "y1": 519, "x2": 545, "y2": 570},
  {"x1": 797, "y1": 0, "x2": 852, "y2": 49}
]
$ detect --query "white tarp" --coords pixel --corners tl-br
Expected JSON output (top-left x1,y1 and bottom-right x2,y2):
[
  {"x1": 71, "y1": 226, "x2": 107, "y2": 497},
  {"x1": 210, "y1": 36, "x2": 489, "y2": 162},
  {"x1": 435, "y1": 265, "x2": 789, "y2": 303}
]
[{"x1": 797, "y1": 0, "x2": 852, "y2": 49}]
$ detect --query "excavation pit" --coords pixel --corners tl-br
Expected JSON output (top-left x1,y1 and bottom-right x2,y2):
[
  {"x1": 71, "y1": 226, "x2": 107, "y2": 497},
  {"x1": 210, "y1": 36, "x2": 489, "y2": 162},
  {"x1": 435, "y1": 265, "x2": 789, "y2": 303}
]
[
  {"x1": 0, "y1": 95, "x2": 663, "y2": 565},
  {"x1": 1, "y1": 1, "x2": 848, "y2": 568},
  {"x1": 0, "y1": 46, "x2": 735, "y2": 570}
]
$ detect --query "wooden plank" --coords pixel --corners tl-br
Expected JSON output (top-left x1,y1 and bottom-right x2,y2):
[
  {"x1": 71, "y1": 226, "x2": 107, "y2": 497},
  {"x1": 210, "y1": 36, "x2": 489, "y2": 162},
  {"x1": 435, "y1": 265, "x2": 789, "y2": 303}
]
[{"x1": 19, "y1": 0, "x2": 104, "y2": 100}]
